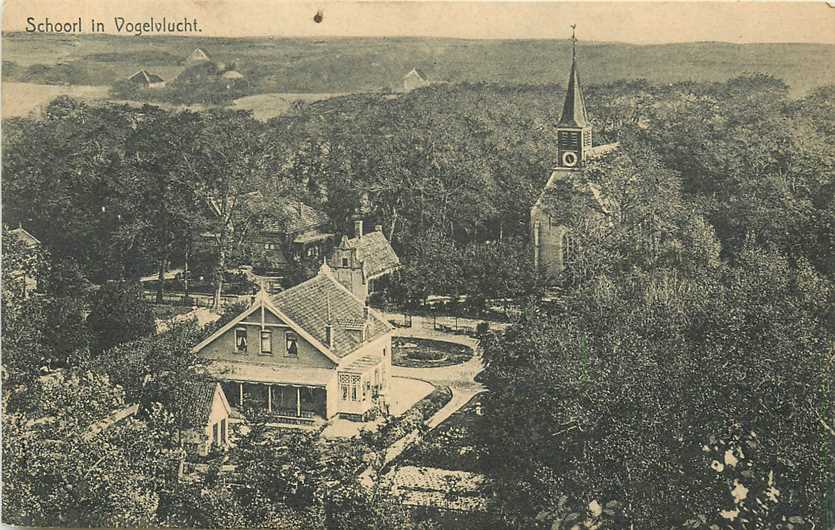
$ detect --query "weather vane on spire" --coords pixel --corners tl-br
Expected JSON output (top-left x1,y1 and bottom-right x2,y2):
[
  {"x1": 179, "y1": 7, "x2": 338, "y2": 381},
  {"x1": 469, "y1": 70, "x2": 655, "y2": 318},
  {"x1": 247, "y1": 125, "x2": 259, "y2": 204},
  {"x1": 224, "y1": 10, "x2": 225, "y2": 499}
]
[{"x1": 570, "y1": 24, "x2": 577, "y2": 59}]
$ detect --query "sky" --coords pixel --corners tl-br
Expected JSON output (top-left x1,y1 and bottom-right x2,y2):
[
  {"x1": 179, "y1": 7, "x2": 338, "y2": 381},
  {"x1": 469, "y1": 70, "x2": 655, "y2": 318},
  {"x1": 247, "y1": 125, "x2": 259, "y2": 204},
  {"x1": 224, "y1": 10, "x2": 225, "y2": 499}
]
[{"x1": 3, "y1": 1, "x2": 834, "y2": 44}]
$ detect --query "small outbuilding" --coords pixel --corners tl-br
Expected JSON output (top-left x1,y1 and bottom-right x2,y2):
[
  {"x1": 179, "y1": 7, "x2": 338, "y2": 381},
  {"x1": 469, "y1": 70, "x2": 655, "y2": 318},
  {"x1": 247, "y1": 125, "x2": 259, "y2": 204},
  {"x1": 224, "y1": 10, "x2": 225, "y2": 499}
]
[
  {"x1": 402, "y1": 68, "x2": 430, "y2": 92},
  {"x1": 127, "y1": 70, "x2": 166, "y2": 89},
  {"x1": 177, "y1": 382, "x2": 232, "y2": 456}
]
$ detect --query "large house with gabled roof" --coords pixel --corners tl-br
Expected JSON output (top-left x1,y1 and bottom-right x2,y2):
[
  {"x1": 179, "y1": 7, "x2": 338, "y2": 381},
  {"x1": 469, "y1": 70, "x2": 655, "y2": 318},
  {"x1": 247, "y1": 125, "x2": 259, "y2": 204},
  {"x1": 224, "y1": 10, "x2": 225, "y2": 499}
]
[{"x1": 193, "y1": 255, "x2": 394, "y2": 423}]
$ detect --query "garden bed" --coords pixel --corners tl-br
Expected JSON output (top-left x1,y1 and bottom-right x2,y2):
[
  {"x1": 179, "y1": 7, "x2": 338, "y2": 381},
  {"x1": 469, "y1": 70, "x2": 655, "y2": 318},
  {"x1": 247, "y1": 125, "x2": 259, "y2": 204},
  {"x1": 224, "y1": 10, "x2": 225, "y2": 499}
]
[
  {"x1": 399, "y1": 394, "x2": 489, "y2": 473},
  {"x1": 392, "y1": 338, "x2": 474, "y2": 368},
  {"x1": 368, "y1": 386, "x2": 453, "y2": 450}
]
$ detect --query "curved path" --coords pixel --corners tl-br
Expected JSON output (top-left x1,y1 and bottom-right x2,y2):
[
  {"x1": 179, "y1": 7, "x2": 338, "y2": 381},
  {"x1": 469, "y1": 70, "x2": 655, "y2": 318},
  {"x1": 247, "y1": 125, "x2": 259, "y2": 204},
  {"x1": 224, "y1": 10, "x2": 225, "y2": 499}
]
[
  {"x1": 391, "y1": 329, "x2": 485, "y2": 436},
  {"x1": 360, "y1": 328, "x2": 488, "y2": 486}
]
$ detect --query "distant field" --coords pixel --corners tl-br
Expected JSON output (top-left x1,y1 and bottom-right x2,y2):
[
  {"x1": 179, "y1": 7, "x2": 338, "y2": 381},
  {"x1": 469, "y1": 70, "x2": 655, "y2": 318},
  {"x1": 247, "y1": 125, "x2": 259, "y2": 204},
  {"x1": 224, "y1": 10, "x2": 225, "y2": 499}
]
[
  {"x1": 2, "y1": 82, "x2": 110, "y2": 118},
  {"x1": 3, "y1": 33, "x2": 833, "y2": 96},
  {"x1": 0, "y1": 82, "x2": 346, "y2": 121},
  {"x1": 230, "y1": 92, "x2": 348, "y2": 121}
]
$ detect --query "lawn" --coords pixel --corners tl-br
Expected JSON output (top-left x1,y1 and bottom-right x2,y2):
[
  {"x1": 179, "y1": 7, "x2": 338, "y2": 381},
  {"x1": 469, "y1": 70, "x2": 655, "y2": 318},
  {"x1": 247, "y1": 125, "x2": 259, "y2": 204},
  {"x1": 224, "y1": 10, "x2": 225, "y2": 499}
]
[
  {"x1": 399, "y1": 394, "x2": 488, "y2": 474},
  {"x1": 392, "y1": 337, "x2": 473, "y2": 368},
  {"x1": 150, "y1": 304, "x2": 195, "y2": 320}
]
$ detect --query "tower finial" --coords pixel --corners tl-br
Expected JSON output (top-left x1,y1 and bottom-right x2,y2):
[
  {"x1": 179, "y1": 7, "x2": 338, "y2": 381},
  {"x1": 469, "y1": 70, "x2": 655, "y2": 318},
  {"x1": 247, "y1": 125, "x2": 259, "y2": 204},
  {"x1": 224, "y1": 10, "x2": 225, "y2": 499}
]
[{"x1": 570, "y1": 24, "x2": 577, "y2": 60}]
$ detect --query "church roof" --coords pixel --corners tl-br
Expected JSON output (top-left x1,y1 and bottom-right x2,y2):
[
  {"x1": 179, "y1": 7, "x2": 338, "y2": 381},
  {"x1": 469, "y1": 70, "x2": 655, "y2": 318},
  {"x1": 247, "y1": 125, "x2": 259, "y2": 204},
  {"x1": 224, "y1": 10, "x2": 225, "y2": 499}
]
[{"x1": 557, "y1": 51, "x2": 590, "y2": 129}]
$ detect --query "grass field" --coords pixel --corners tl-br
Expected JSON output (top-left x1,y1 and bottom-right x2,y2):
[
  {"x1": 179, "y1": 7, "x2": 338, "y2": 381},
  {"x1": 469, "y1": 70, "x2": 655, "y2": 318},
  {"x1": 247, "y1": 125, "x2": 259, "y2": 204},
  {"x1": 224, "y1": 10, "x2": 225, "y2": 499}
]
[
  {"x1": 2, "y1": 82, "x2": 110, "y2": 118},
  {"x1": 3, "y1": 33, "x2": 833, "y2": 97},
  {"x1": 230, "y1": 92, "x2": 348, "y2": 121}
]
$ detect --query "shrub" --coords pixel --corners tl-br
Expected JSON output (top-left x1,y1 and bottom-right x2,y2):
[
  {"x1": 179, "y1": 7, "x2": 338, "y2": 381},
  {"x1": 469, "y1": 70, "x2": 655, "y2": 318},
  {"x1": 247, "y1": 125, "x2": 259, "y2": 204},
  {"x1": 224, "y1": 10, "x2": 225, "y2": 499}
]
[{"x1": 87, "y1": 281, "x2": 155, "y2": 353}]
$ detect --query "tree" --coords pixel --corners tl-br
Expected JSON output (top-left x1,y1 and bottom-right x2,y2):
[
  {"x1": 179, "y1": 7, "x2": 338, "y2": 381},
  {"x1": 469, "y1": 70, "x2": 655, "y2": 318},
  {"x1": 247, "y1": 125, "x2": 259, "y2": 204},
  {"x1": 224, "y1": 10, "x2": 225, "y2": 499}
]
[
  {"x1": 180, "y1": 110, "x2": 269, "y2": 308},
  {"x1": 87, "y1": 281, "x2": 155, "y2": 353},
  {"x1": 479, "y1": 246, "x2": 833, "y2": 528},
  {"x1": 124, "y1": 108, "x2": 204, "y2": 303},
  {"x1": 2, "y1": 370, "x2": 174, "y2": 528}
]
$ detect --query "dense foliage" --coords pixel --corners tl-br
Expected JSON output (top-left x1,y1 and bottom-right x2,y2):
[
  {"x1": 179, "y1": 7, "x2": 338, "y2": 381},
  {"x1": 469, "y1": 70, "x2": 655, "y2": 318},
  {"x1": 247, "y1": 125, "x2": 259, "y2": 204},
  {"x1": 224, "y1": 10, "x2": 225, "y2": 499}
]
[{"x1": 2, "y1": 72, "x2": 833, "y2": 527}]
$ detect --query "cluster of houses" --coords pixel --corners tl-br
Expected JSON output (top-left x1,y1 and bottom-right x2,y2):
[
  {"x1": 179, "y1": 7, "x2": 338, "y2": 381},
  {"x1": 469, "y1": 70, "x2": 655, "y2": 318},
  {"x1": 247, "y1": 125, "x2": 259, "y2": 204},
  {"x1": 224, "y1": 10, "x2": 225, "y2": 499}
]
[
  {"x1": 129, "y1": 47, "x2": 435, "y2": 95},
  {"x1": 127, "y1": 47, "x2": 246, "y2": 90},
  {"x1": 182, "y1": 215, "x2": 401, "y2": 455}
]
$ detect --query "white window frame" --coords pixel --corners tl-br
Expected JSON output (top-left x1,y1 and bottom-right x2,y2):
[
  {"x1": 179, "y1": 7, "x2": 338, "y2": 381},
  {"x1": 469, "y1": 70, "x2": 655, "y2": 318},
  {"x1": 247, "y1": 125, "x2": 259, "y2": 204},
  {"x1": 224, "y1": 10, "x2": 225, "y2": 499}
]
[
  {"x1": 285, "y1": 332, "x2": 299, "y2": 357},
  {"x1": 260, "y1": 330, "x2": 272, "y2": 354},
  {"x1": 235, "y1": 327, "x2": 247, "y2": 353}
]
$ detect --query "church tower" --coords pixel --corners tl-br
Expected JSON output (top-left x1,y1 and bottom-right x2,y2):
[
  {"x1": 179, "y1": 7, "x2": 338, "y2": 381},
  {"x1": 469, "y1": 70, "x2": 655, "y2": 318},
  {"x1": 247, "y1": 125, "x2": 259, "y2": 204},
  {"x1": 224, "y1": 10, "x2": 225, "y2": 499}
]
[
  {"x1": 532, "y1": 25, "x2": 611, "y2": 280},
  {"x1": 555, "y1": 25, "x2": 592, "y2": 169}
]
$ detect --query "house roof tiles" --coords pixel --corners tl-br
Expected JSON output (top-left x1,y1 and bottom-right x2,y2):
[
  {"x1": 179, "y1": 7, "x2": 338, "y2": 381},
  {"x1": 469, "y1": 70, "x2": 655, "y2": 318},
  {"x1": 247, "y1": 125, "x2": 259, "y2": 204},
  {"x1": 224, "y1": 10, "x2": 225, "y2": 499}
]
[
  {"x1": 344, "y1": 231, "x2": 401, "y2": 279},
  {"x1": 271, "y1": 267, "x2": 390, "y2": 358},
  {"x1": 177, "y1": 382, "x2": 221, "y2": 428}
]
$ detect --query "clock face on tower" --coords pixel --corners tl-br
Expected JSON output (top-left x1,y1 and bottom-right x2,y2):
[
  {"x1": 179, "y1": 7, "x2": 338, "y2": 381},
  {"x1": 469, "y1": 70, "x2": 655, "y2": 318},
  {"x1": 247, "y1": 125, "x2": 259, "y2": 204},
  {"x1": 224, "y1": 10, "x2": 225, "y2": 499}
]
[{"x1": 562, "y1": 151, "x2": 579, "y2": 167}]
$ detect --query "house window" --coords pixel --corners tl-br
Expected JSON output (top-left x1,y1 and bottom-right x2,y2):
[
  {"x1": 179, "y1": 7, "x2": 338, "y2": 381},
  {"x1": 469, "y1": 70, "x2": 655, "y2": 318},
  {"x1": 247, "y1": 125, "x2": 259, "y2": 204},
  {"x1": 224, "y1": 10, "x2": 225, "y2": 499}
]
[
  {"x1": 260, "y1": 330, "x2": 272, "y2": 354},
  {"x1": 235, "y1": 327, "x2": 247, "y2": 353},
  {"x1": 285, "y1": 332, "x2": 299, "y2": 356},
  {"x1": 342, "y1": 257, "x2": 349, "y2": 267},
  {"x1": 339, "y1": 373, "x2": 361, "y2": 402}
]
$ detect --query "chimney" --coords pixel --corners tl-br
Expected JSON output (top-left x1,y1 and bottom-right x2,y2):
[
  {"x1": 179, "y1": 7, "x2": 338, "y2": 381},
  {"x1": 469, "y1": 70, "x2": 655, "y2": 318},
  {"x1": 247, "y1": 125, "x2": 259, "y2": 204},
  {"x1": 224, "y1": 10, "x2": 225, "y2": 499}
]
[
  {"x1": 374, "y1": 224, "x2": 383, "y2": 233},
  {"x1": 363, "y1": 305, "x2": 369, "y2": 320},
  {"x1": 354, "y1": 219, "x2": 363, "y2": 239},
  {"x1": 325, "y1": 323, "x2": 334, "y2": 348}
]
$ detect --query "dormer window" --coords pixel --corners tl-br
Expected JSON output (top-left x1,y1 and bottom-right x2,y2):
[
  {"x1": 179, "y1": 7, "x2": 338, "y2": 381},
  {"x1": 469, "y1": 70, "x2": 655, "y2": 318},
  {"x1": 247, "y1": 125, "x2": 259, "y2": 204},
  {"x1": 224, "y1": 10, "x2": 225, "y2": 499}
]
[{"x1": 235, "y1": 327, "x2": 247, "y2": 353}]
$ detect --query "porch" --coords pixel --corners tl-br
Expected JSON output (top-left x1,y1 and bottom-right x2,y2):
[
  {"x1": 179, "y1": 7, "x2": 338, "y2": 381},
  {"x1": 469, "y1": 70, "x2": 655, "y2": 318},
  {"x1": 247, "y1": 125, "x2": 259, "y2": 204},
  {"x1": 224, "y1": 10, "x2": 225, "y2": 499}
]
[{"x1": 221, "y1": 381, "x2": 327, "y2": 425}]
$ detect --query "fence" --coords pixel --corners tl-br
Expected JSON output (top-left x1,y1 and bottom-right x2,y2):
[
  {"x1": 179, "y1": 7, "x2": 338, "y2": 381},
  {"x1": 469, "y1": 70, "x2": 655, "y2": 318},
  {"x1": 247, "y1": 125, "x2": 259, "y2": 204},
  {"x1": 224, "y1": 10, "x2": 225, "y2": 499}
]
[
  {"x1": 384, "y1": 311, "x2": 499, "y2": 336},
  {"x1": 143, "y1": 290, "x2": 250, "y2": 308}
]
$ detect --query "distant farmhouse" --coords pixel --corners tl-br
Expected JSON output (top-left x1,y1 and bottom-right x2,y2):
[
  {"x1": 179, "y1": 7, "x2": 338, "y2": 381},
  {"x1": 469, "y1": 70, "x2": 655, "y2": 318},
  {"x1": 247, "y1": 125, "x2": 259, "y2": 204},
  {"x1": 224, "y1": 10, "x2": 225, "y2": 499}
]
[
  {"x1": 186, "y1": 47, "x2": 212, "y2": 65},
  {"x1": 402, "y1": 68, "x2": 431, "y2": 92},
  {"x1": 127, "y1": 69, "x2": 166, "y2": 89},
  {"x1": 176, "y1": 48, "x2": 246, "y2": 87},
  {"x1": 530, "y1": 36, "x2": 620, "y2": 279}
]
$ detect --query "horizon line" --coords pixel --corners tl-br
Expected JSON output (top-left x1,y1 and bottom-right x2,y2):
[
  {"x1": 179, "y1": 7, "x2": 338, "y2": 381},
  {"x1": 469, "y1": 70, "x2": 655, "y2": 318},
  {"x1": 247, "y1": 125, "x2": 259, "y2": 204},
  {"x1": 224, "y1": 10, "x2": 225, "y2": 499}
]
[{"x1": 4, "y1": 31, "x2": 834, "y2": 47}]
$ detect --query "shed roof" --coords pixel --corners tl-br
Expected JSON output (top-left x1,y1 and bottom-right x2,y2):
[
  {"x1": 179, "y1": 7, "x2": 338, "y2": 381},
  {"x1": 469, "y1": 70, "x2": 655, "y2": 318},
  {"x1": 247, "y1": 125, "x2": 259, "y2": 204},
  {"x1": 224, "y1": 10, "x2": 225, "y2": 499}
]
[{"x1": 177, "y1": 382, "x2": 226, "y2": 428}]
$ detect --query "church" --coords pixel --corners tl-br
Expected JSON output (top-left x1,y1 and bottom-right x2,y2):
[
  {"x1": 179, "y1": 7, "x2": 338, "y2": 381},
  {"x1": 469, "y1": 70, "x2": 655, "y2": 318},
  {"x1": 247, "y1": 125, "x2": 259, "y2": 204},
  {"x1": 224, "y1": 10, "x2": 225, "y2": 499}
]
[{"x1": 530, "y1": 31, "x2": 619, "y2": 279}]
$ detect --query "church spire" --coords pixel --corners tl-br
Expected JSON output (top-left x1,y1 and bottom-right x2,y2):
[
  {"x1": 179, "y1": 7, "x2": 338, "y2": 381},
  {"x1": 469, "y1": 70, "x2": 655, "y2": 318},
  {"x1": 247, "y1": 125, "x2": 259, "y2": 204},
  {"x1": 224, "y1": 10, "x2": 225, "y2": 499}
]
[
  {"x1": 555, "y1": 24, "x2": 592, "y2": 169},
  {"x1": 558, "y1": 24, "x2": 590, "y2": 129}
]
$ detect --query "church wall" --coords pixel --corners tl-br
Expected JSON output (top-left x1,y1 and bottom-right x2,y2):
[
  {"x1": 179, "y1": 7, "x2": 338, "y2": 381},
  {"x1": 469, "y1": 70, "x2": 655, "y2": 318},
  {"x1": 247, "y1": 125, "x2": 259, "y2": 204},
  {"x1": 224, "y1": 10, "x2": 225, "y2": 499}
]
[{"x1": 531, "y1": 204, "x2": 567, "y2": 279}]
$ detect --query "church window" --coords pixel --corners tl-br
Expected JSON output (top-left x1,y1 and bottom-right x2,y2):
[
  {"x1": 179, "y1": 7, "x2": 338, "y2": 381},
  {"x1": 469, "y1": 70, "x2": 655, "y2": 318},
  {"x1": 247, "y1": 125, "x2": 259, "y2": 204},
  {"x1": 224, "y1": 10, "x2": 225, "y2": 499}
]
[
  {"x1": 342, "y1": 257, "x2": 349, "y2": 267},
  {"x1": 564, "y1": 232, "x2": 579, "y2": 265}
]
